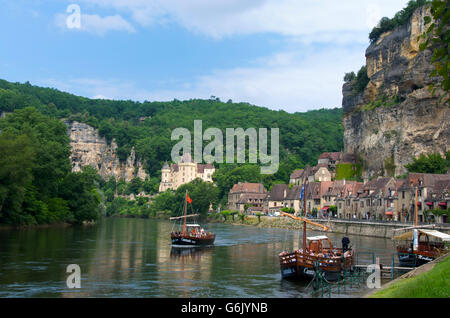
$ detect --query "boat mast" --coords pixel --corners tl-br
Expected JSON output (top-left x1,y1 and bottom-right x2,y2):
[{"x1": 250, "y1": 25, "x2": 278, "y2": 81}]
[
  {"x1": 414, "y1": 187, "x2": 418, "y2": 226},
  {"x1": 303, "y1": 180, "x2": 308, "y2": 252},
  {"x1": 183, "y1": 190, "x2": 188, "y2": 236}
]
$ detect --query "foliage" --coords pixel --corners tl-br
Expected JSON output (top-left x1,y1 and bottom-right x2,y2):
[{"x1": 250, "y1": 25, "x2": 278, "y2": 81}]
[
  {"x1": 221, "y1": 210, "x2": 231, "y2": 221},
  {"x1": 148, "y1": 179, "x2": 219, "y2": 220},
  {"x1": 405, "y1": 152, "x2": 450, "y2": 174},
  {"x1": 360, "y1": 95, "x2": 401, "y2": 111},
  {"x1": 281, "y1": 207, "x2": 295, "y2": 214},
  {"x1": 329, "y1": 205, "x2": 337, "y2": 216},
  {"x1": 0, "y1": 79, "x2": 344, "y2": 179},
  {"x1": 344, "y1": 66, "x2": 370, "y2": 94},
  {"x1": 369, "y1": 0, "x2": 431, "y2": 43},
  {"x1": 418, "y1": 0, "x2": 450, "y2": 105},
  {"x1": 0, "y1": 108, "x2": 101, "y2": 225},
  {"x1": 105, "y1": 196, "x2": 151, "y2": 218},
  {"x1": 343, "y1": 72, "x2": 356, "y2": 83},
  {"x1": 384, "y1": 157, "x2": 397, "y2": 177},
  {"x1": 335, "y1": 163, "x2": 362, "y2": 181},
  {"x1": 429, "y1": 208, "x2": 450, "y2": 218}
]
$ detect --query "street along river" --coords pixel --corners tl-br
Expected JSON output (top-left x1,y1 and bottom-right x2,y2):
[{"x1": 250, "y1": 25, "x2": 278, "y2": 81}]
[{"x1": 0, "y1": 218, "x2": 397, "y2": 297}]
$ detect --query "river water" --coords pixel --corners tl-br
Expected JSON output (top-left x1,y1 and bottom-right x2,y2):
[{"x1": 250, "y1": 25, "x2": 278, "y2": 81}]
[{"x1": 0, "y1": 218, "x2": 398, "y2": 298}]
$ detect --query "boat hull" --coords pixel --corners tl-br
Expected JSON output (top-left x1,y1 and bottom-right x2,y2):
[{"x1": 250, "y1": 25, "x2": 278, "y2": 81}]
[
  {"x1": 279, "y1": 249, "x2": 354, "y2": 282},
  {"x1": 280, "y1": 265, "x2": 343, "y2": 281},
  {"x1": 397, "y1": 252, "x2": 435, "y2": 267},
  {"x1": 171, "y1": 235, "x2": 215, "y2": 247}
]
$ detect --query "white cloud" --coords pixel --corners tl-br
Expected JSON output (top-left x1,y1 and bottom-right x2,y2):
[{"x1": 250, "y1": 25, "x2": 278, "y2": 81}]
[
  {"x1": 40, "y1": 43, "x2": 366, "y2": 112},
  {"x1": 55, "y1": 12, "x2": 135, "y2": 35},
  {"x1": 47, "y1": 0, "x2": 412, "y2": 111},
  {"x1": 78, "y1": 0, "x2": 407, "y2": 41},
  {"x1": 146, "y1": 45, "x2": 366, "y2": 112}
]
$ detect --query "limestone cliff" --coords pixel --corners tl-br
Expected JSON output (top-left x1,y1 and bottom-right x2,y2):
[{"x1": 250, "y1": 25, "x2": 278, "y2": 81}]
[
  {"x1": 342, "y1": 6, "x2": 449, "y2": 178},
  {"x1": 66, "y1": 121, "x2": 148, "y2": 182}
]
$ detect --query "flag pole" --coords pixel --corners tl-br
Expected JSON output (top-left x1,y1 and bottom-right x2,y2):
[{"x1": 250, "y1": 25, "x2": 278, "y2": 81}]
[{"x1": 183, "y1": 190, "x2": 188, "y2": 236}]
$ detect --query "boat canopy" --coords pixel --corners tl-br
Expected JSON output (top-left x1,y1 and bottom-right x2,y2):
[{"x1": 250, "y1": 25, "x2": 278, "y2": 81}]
[
  {"x1": 307, "y1": 236, "x2": 329, "y2": 241},
  {"x1": 393, "y1": 229, "x2": 450, "y2": 242}
]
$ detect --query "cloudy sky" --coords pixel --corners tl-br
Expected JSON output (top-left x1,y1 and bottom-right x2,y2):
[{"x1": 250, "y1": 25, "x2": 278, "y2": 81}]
[{"x1": 0, "y1": 0, "x2": 409, "y2": 112}]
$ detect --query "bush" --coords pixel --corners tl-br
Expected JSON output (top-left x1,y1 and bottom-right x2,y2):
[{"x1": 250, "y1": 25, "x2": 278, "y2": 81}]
[{"x1": 369, "y1": 0, "x2": 431, "y2": 43}]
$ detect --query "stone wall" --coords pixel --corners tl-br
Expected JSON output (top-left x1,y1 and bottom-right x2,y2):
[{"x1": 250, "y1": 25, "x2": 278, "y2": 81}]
[
  {"x1": 342, "y1": 6, "x2": 449, "y2": 179},
  {"x1": 66, "y1": 121, "x2": 148, "y2": 182}
]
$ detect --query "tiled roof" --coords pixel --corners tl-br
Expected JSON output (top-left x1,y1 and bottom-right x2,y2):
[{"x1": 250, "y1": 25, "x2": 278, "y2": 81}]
[
  {"x1": 290, "y1": 169, "x2": 304, "y2": 179},
  {"x1": 286, "y1": 186, "x2": 303, "y2": 200},
  {"x1": 319, "y1": 152, "x2": 341, "y2": 161},
  {"x1": 267, "y1": 184, "x2": 289, "y2": 201},
  {"x1": 230, "y1": 182, "x2": 266, "y2": 194}
]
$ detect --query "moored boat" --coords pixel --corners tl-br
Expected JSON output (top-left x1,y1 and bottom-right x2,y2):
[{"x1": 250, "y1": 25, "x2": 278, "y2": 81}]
[
  {"x1": 170, "y1": 191, "x2": 216, "y2": 248},
  {"x1": 279, "y1": 213, "x2": 354, "y2": 281},
  {"x1": 393, "y1": 187, "x2": 450, "y2": 267}
]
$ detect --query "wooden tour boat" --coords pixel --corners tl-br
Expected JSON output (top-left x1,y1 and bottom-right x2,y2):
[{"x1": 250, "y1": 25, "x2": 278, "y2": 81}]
[
  {"x1": 170, "y1": 191, "x2": 216, "y2": 247},
  {"x1": 393, "y1": 187, "x2": 450, "y2": 267},
  {"x1": 279, "y1": 212, "x2": 354, "y2": 281}
]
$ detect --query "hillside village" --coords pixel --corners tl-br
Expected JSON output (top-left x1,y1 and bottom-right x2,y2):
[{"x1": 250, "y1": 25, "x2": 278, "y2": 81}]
[
  {"x1": 225, "y1": 152, "x2": 449, "y2": 223},
  {"x1": 154, "y1": 150, "x2": 449, "y2": 224}
]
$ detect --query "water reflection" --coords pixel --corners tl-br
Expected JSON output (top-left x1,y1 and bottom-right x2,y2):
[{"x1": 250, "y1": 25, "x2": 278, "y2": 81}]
[{"x1": 0, "y1": 218, "x2": 398, "y2": 298}]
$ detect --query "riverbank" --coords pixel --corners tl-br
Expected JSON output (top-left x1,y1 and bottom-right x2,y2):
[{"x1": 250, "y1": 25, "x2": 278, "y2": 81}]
[
  {"x1": 365, "y1": 253, "x2": 450, "y2": 298},
  {"x1": 208, "y1": 215, "x2": 450, "y2": 238},
  {"x1": 0, "y1": 220, "x2": 96, "y2": 230}
]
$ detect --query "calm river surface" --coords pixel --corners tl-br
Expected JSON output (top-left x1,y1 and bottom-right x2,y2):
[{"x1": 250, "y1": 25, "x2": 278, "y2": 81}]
[{"x1": 0, "y1": 218, "x2": 398, "y2": 298}]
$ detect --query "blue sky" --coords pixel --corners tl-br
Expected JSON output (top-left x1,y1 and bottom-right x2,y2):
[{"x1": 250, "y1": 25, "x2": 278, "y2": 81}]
[{"x1": 0, "y1": 0, "x2": 409, "y2": 112}]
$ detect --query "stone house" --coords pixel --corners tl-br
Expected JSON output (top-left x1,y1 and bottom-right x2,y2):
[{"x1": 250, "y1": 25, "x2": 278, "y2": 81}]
[
  {"x1": 397, "y1": 173, "x2": 450, "y2": 223},
  {"x1": 159, "y1": 153, "x2": 215, "y2": 192},
  {"x1": 264, "y1": 184, "x2": 289, "y2": 214},
  {"x1": 354, "y1": 177, "x2": 397, "y2": 220},
  {"x1": 227, "y1": 182, "x2": 267, "y2": 212},
  {"x1": 289, "y1": 169, "x2": 305, "y2": 185},
  {"x1": 263, "y1": 185, "x2": 304, "y2": 214},
  {"x1": 336, "y1": 182, "x2": 364, "y2": 219}
]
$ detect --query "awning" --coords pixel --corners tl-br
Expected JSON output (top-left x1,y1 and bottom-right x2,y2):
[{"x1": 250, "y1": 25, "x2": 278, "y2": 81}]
[
  {"x1": 307, "y1": 236, "x2": 329, "y2": 241},
  {"x1": 426, "y1": 202, "x2": 433, "y2": 206},
  {"x1": 386, "y1": 211, "x2": 393, "y2": 216},
  {"x1": 438, "y1": 202, "x2": 447, "y2": 207},
  {"x1": 393, "y1": 229, "x2": 450, "y2": 242},
  {"x1": 322, "y1": 206, "x2": 329, "y2": 211}
]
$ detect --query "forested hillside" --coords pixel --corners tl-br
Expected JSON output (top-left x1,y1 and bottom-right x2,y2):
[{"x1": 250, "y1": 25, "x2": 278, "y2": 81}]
[
  {"x1": 0, "y1": 108, "x2": 101, "y2": 225},
  {"x1": 0, "y1": 79, "x2": 344, "y2": 180}
]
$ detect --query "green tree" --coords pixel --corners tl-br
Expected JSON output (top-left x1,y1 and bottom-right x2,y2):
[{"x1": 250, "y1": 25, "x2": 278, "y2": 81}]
[
  {"x1": 58, "y1": 167, "x2": 101, "y2": 224},
  {"x1": 0, "y1": 133, "x2": 36, "y2": 224},
  {"x1": 405, "y1": 152, "x2": 449, "y2": 174}
]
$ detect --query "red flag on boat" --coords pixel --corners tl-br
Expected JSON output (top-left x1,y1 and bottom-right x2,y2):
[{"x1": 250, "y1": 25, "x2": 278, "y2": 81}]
[{"x1": 186, "y1": 194, "x2": 193, "y2": 204}]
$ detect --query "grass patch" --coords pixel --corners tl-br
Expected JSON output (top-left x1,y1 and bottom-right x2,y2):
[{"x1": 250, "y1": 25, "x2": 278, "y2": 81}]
[
  {"x1": 335, "y1": 163, "x2": 362, "y2": 181},
  {"x1": 371, "y1": 254, "x2": 450, "y2": 298},
  {"x1": 361, "y1": 95, "x2": 401, "y2": 111}
]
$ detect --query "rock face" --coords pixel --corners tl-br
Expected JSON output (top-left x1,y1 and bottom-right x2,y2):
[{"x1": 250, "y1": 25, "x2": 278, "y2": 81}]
[
  {"x1": 66, "y1": 121, "x2": 148, "y2": 182},
  {"x1": 342, "y1": 6, "x2": 449, "y2": 179}
]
